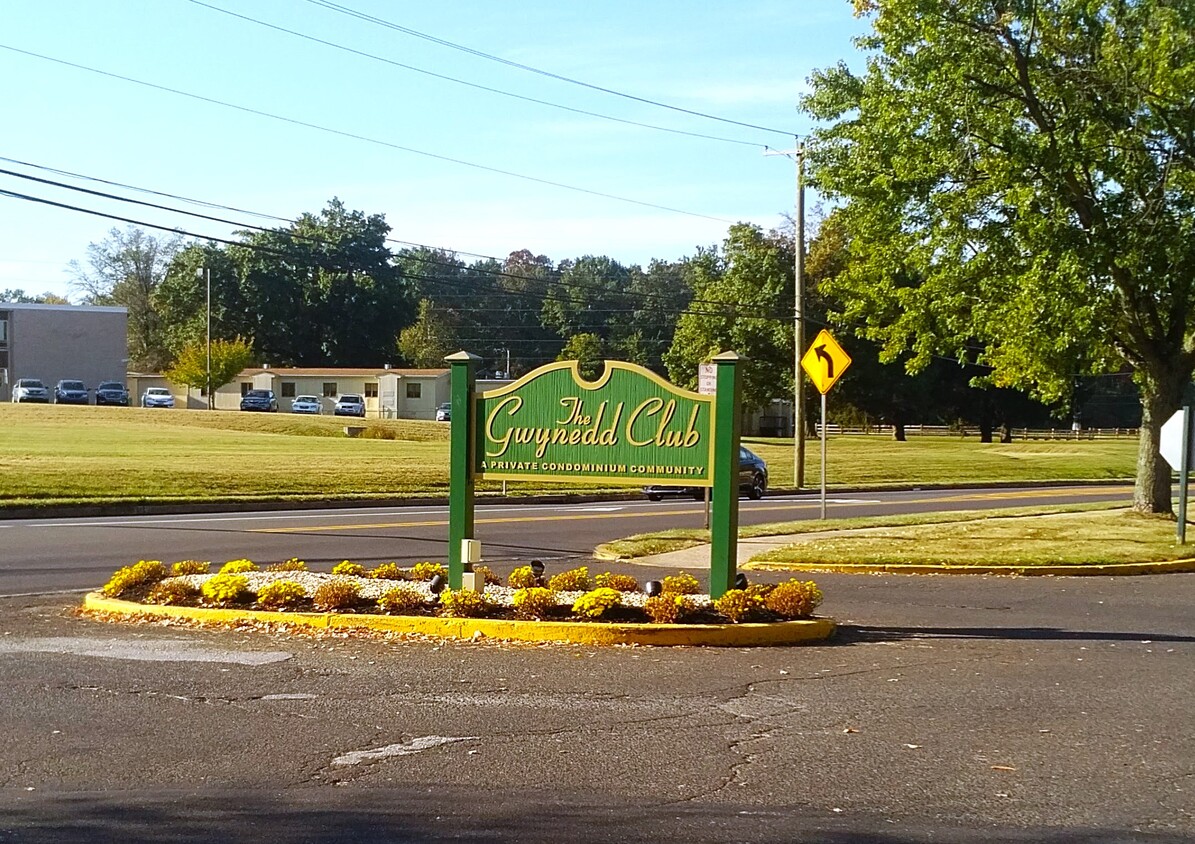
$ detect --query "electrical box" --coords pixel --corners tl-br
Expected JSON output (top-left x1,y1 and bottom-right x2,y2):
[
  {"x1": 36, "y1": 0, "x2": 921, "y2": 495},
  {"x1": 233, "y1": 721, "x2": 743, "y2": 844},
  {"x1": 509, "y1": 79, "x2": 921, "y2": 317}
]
[{"x1": 461, "y1": 539, "x2": 482, "y2": 564}]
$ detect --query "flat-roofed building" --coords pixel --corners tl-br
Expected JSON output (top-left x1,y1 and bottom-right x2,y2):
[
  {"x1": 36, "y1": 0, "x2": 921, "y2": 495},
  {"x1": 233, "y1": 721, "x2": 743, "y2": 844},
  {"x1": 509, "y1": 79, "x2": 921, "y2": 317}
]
[
  {"x1": 208, "y1": 366, "x2": 450, "y2": 418},
  {"x1": 0, "y1": 302, "x2": 128, "y2": 401}
]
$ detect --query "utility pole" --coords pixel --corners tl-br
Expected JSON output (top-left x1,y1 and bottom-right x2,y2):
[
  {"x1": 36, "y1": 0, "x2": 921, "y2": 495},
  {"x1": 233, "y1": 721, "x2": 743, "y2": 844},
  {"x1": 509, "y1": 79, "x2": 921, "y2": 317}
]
[
  {"x1": 197, "y1": 267, "x2": 211, "y2": 409},
  {"x1": 765, "y1": 139, "x2": 806, "y2": 489}
]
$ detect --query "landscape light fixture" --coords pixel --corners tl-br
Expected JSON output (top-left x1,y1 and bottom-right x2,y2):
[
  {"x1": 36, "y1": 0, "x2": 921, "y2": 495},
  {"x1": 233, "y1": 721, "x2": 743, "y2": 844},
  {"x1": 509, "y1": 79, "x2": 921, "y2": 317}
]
[
  {"x1": 429, "y1": 574, "x2": 447, "y2": 595},
  {"x1": 530, "y1": 560, "x2": 545, "y2": 578},
  {"x1": 644, "y1": 581, "x2": 663, "y2": 597},
  {"x1": 734, "y1": 573, "x2": 748, "y2": 590}
]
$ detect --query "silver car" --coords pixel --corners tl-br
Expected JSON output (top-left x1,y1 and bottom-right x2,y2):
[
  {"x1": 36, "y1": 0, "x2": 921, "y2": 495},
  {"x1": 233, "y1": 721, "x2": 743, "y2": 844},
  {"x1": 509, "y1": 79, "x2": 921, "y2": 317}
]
[
  {"x1": 141, "y1": 387, "x2": 175, "y2": 408},
  {"x1": 291, "y1": 395, "x2": 322, "y2": 414},
  {"x1": 334, "y1": 394, "x2": 366, "y2": 417},
  {"x1": 12, "y1": 378, "x2": 50, "y2": 403}
]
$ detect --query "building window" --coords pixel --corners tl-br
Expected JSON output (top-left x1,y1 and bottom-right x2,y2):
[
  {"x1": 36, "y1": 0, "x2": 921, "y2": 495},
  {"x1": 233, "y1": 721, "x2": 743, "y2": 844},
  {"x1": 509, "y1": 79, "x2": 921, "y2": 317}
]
[
  {"x1": 322, "y1": 382, "x2": 337, "y2": 397},
  {"x1": 0, "y1": 317, "x2": 7, "y2": 343},
  {"x1": 364, "y1": 383, "x2": 378, "y2": 398},
  {"x1": 240, "y1": 382, "x2": 251, "y2": 396},
  {"x1": 281, "y1": 382, "x2": 296, "y2": 398},
  {"x1": 406, "y1": 382, "x2": 421, "y2": 399}
]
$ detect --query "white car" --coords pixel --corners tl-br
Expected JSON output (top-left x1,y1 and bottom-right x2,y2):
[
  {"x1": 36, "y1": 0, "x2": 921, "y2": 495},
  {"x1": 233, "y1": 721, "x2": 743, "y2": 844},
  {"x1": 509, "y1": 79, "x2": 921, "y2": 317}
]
[
  {"x1": 291, "y1": 395, "x2": 322, "y2": 414},
  {"x1": 141, "y1": 387, "x2": 175, "y2": 408},
  {"x1": 334, "y1": 394, "x2": 366, "y2": 417},
  {"x1": 435, "y1": 402, "x2": 452, "y2": 422},
  {"x1": 11, "y1": 378, "x2": 50, "y2": 403}
]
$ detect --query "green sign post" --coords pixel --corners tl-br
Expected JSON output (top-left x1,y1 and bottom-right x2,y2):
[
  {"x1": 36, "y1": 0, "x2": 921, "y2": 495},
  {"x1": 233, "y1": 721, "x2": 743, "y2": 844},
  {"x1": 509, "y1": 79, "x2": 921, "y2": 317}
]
[{"x1": 446, "y1": 353, "x2": 742, "y2": 596}]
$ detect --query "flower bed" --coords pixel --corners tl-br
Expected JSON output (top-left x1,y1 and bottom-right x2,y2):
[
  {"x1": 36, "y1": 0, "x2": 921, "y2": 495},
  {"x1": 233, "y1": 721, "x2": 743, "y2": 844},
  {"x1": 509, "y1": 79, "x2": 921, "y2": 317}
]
[{"x1": 98, "y1": 559, "x2": 824, "y2": 626}]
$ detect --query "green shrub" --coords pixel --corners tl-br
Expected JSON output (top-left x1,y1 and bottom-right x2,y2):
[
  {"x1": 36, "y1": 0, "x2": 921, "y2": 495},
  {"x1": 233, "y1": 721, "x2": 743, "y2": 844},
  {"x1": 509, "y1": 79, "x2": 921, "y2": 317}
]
[
  {"x1": 409, "y1": 561, "x2": 446, "y2": 581},
  {"x1": 507, "y1": 565, "x2": 538, "y2": 589},
  {"x1": 311, "y1": 578, "x2": 361, "y2": 611},
  {"x1": 377, "y1": 585, "x2": 426, "y2": 614},
  {"x1": 256, "y1": 580, "x2": 307, "y2": 610},
  {"x1": 332, "y1": 560, "x2": 366, "y2": 577},
  {"x1": 547, "y1": 566, "x2": 590, "y2": 592},
  {"x1": 764, "y1": 579, "x2": 823, "y2": 618},
  {"x1": 571, "y1": 587, "x2": 621, "y2": 619},
  {"x1": 439, "y1": 588, "x2": 491, "y2": 618},
  {"x1": 219, "y1": 559, "x2": 258, "y2": 574},
  {"x1": 644, "y1": 594, "x2": 694, "y2": 624},
  {"x1": 370, "y1": 562, "x2": 406, "y2": 580},
  {"x1": 171, "y1": 560, "x2": 210, "y2": 576},
  {"x1": 146, "y1": 579, "x2": 200, "y2": 606},
  {"x1": 101, "y1": 560, "x2": 168, "y2": 597},
  {"x1": 594, "y1": 572, "x2": 638, "y2": 592},
  {"x1": 661, "y1": 571, "x2": 701, "y2": 595},
  {"x1": 201, "y1": 573, "x2": 251, "y2": 606},
  {"x1": 471, "y1": 564, "x2": 501, "y2": 586},
  {"x1": 267, "y1": 558, "x2": 307, "y2": 572},
  {"x1": 512, "y1": 587, "x2": 557, "y2": 620},
  {"x1": 713, "y1": 589, "x2": 763, "y2": 623}
]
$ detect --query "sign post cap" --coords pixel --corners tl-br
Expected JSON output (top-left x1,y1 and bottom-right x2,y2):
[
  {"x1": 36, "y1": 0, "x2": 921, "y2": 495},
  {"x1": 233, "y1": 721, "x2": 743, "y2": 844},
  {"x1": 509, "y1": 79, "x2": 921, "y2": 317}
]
[{"x1": 445, "y1": 351, "x2": 483, "y2": 364}]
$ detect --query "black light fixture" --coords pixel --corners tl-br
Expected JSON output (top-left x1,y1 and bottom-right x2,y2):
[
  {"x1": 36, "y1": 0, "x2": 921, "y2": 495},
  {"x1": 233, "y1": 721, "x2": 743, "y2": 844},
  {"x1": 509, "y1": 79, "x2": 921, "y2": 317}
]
[
  {"x1": 734, "y1": 573, "x2": 748, "y2": 590},
  {"x1": 530, "y1": 560, "x2": 545, "y2": 578},
  {"x1": 429, "y1": 574, "x2": 447, "y2": 595},
  {"x1": 644, "y1": 580, "x2": 663, "y2": 597}
]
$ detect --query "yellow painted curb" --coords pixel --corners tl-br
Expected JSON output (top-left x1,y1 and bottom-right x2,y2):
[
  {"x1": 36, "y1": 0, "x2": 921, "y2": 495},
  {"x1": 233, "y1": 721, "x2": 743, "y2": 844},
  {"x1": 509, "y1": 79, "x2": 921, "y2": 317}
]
[
  {"x1": 742, "y1": 558, "x2": 1195, "y2": 577},
  {"x1": 82, "y1": 593, "x2": 836, "y2": 647}
]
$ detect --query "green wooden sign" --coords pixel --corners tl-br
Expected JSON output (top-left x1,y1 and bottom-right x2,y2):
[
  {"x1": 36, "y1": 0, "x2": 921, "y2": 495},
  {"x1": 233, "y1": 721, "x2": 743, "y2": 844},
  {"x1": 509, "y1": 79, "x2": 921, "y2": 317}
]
[{"x1": 475, "y1": 361, "x2": 714, "y2": 487}]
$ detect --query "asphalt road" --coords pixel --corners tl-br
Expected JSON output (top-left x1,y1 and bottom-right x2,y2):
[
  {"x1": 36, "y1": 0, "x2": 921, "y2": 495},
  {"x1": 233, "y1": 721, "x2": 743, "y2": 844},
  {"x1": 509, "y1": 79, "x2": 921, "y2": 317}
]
[
  {"x1": 0, "y1": 569, "x2": 1191, "y2": 842},
  {"x1": 0, "y1": 482, "x2": 1192, "y2": 842},
  {"x1": 0, "y1": 484, "x2": 1136, "y2": 595}
]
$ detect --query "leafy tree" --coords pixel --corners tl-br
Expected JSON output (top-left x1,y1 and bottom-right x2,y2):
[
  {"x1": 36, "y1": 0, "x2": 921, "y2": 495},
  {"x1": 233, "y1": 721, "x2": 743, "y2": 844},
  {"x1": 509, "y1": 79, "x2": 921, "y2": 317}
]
[
  {"x1": 229, "y1": 199, "x2": 410, "y2": 366},
  {"x1": 163, "y1": 337, "x2": 255, "y2": 408},
  {"x1": 397, "y1": 298, "x2": 460, "y2": 367},
  {"x1": 558, "y1": 333, "x2": 605, "y2": 380},
  {"x1": 542, "y1": 255, "x2": 631, "y2": 341},
  {"x1": 801, "y1": 0, "x2": 1195, "y2": 512},
  {"x1": 157, "y1": 244, "x2": 247, "y2": 357},
  {"x1": 69, "y1": 227, "x2": 181, "y2": 371},
  {"x1": 0, "y1": 289, "x2": 69, "y2": 304},
  {"x1": 664, "y1": 225, "x2": 793, "y2": 410}
]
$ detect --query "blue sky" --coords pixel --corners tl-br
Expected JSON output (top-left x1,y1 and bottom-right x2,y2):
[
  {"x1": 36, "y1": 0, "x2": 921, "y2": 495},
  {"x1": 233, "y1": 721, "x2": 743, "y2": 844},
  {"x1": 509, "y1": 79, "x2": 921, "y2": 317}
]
[{"x1": 0, "y1": 0, "x2": 869, "y2": 300}]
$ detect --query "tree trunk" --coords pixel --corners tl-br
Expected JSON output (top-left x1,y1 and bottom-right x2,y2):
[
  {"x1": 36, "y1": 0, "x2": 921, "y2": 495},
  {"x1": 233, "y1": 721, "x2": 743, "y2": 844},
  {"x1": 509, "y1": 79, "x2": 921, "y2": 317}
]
[
  {"x1": 999, "y1": 423, "x2": 1013, "y2": 444},
  {"x1": 892, "y1": 420, "x2": 907, "y2": 442},
  {"x1": 978, "y1": 418, "x2": 993, "y2": 443},
  {"x1": 1134, "y1": 367, "x2": 1189, "y2": 515}
]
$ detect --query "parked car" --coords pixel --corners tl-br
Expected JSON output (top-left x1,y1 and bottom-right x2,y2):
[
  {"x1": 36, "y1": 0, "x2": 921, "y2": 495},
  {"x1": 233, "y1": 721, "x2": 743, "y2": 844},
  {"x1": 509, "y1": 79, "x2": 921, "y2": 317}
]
[
  {"x1": 334, "y1": 394, "x2": 366, "y2": 417},
  {"x1": 290, "y1": 395, "x2": 322, "y2": 415},
  {"x1": 54, "y1": 379, "x2": 90, "y2": 405},
  {"x1": 436, "y1": 402, "x2": 452, "y2": 422},
  {"x1": 11, "y1": 378, "x2": 49, "y2": 403},
  {"x1": 240, "y1": 389, "x2": 279, "y2": 412},
  {"x1": 140, "y1": 387, "x2": 175, "y2": 408},
  {"x1": 644, "y1": 446, "x2": 768, "y2": 501},
  {"x1": 94, "y1": 381, "x2": 130, "y2": 406}
]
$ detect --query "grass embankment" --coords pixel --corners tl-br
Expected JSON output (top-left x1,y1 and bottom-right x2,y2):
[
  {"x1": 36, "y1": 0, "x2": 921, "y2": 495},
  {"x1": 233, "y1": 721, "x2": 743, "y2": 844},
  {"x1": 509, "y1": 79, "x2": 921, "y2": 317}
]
[
  {"x1": 604, "y1": 504, "x2": 1193, "y2": 568},
  {"x1": 0, "y1": 405, "x2": 1138, "y2": 507}
]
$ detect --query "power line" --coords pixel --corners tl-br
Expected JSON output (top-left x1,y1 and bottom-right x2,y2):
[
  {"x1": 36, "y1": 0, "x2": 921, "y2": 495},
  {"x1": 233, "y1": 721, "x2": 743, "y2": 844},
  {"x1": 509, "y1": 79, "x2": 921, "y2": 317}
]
[
  {"x1": 185, "y1": 0, "x2": 766, "y2": 149},
  {"x1": 0, "y1": 43, "x2": 735, "y2": 225},
  {"x1": 0, "y1": 156, "x2": 778, "y2": 317},
  {"x1": 303, "y1": 0, "x2": 798, "y2": 137}
]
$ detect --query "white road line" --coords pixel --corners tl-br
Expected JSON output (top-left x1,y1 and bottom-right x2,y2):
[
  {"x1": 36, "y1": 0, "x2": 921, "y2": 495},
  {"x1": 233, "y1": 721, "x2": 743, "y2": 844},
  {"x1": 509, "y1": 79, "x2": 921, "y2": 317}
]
[{"x1": 332, "y1": 736, "x2": 477, "y2": 766}]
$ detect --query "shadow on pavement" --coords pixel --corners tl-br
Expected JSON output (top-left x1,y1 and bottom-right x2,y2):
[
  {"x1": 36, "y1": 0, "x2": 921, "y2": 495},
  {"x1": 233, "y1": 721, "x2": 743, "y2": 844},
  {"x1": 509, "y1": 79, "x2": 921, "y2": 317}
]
[
  {"x1": 0, "y1": 790, "x2": 1187, "y2": 844},
  {"x1": 836, "y1": 624, "x2": 1195, "y2": 645}
]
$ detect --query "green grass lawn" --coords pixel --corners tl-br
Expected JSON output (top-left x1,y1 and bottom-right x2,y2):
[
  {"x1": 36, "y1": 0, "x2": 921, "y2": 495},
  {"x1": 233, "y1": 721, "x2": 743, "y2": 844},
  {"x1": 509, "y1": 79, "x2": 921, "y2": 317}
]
[
  {"x1": 748, "y1": 508, "x2": 1188, "y2": 567},
  {"x1": 0, "y1": 405, "x2": 1140, "y2": 507}
]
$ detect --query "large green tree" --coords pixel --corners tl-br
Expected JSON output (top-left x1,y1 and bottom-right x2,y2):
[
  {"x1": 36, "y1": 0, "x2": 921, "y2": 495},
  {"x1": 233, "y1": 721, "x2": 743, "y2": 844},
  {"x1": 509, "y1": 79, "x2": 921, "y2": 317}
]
[
  {"x1": 664, "y1": 225, "x2": 793, "y2": 410},
  {"x1": 397, "y1": 298, "x2": 460, "y2": 368},
  {"x1": 230, "y1": 199, "x2": 410, "y2": 366},
  {"x1": 802, "y1": 0, "x2": 1195, "y2": 512}
]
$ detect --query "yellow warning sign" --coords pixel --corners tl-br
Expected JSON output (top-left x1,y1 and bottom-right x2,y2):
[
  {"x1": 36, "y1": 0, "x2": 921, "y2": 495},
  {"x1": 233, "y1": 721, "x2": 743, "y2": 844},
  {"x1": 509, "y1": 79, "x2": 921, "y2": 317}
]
[{"x1": 801, "y1": 329, "x2": 852, "y2": 394}]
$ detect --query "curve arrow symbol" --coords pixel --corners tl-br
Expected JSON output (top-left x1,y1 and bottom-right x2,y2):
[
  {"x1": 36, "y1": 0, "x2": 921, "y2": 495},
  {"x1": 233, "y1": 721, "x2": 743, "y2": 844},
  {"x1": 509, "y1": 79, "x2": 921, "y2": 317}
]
[{"x1": 814, "y1": 344, "x2": 834, "y2": 378}]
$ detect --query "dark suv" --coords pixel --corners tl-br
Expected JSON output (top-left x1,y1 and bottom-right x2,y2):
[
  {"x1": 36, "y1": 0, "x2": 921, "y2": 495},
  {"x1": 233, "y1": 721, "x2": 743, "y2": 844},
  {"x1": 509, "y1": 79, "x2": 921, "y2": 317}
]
[
  {"x1": 95, "y1": 381, "x2": 130, "y2": 406},
  {"x1": 240, "y1": 389, "x2": 279, "y2": 412},
  {"x1": 644, "y1": 446, "x2": 769, "y2": 501},
  {"x1": 54, "y1": 380, "x2": 90, "y2": 405}
]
